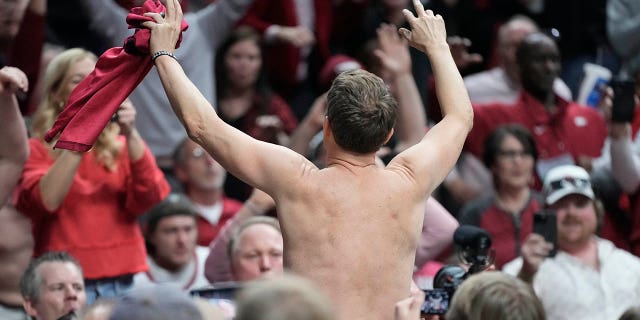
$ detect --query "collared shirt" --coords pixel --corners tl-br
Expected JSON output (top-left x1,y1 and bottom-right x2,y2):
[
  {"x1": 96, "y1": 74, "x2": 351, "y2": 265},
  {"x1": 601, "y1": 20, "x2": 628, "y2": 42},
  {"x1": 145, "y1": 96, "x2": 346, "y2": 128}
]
[{"x1": 503, "y1": 237, "x2": 640, "y2": 320}]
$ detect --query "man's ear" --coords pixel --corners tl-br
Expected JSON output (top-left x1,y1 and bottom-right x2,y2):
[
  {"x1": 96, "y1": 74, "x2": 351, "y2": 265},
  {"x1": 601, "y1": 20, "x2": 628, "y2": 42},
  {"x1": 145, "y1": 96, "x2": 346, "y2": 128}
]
[
  {"x1": 383, "y1": 128, "x2": 394, "y2": 145},
  {"x1": 23, "y1": 298, "x2": 38, "y2": 318},
  {"x1": 322, "y1": 116, "x2": 331, "y2": 140}
]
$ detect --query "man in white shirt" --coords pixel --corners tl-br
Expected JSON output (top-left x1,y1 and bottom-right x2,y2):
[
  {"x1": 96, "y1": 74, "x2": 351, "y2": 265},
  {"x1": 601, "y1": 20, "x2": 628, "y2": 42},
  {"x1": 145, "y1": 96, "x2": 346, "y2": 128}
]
[
  {"x1": 134, "y1": 194, "x2": 210, "y2": 291},
  {"x1": 504, "y1": 165, "x2": 640, "y2": 320}
]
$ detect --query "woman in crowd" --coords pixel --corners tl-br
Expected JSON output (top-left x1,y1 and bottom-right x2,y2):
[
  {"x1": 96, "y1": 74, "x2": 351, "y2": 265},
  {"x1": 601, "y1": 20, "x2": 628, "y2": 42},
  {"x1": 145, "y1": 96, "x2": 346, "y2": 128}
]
[
  {"x1": 458, "y1": 124, "x2": 543, "y2": 269},
  {"x1": 216, "y1": 26, "x2": 297, "y2": 146},
  {"x1": 16, "y1": 48, "x2": 170, "y2": 303}
]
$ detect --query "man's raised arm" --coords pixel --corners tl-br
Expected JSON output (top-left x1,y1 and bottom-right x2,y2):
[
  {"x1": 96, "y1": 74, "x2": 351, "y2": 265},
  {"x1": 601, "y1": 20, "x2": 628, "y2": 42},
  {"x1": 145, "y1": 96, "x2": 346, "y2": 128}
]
[
  {"x1": 142, "y1": 0, "x2": 312, "y2": 196},
  {"x1": 0, "y1": 67, "x2": 29, "y2": 204},
  {"x1": 388, "y1": 0, "x2": 473, "y2": 196}
]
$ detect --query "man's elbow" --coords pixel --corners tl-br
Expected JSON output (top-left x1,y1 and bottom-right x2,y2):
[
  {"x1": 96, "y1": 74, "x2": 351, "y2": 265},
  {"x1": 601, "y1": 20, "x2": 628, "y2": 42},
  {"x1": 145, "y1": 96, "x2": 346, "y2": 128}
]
[
  {"x1": 183, "y1": 117, "x2": 208, "y2": 144},
  {"x1": 454, "y1": 104, "x2": 474, "y2": 133}
]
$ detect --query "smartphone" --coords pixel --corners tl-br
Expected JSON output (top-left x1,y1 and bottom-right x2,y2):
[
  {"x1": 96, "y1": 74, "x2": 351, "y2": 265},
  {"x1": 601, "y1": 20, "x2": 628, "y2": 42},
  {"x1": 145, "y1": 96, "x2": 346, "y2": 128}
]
[
  {"x1": 421, "y1": 289, "x2": 450, "y2": 315},
  {"x1": 533, "y1": 210, "x2": 557, "y2": 257},
  {"x1": 611, "y1": 79, "x2": 636, "y2": 123}
]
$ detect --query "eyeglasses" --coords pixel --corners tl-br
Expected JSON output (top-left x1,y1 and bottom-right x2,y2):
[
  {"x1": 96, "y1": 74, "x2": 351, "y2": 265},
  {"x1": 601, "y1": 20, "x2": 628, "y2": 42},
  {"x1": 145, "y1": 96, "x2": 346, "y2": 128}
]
[
  {"x1": 496, "y1": 150, "x2": 532, "y2": 159},
  {"x1": 190, "y1": 147, "x2": 207, "y2": 159}
]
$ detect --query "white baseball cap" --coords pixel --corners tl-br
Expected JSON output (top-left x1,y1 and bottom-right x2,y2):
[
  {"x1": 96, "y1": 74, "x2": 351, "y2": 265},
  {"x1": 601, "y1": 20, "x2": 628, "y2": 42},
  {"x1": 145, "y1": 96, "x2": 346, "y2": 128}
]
[{"x1": 542, "y1": 165, "x2": 595, "y2": 205}]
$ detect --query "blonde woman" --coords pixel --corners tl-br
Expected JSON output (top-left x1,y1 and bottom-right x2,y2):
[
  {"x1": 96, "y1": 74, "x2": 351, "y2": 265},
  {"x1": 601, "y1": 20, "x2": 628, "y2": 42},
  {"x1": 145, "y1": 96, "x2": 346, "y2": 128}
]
[{"x1": 16, "y1": 48, "x2": 170, "y2": 303}]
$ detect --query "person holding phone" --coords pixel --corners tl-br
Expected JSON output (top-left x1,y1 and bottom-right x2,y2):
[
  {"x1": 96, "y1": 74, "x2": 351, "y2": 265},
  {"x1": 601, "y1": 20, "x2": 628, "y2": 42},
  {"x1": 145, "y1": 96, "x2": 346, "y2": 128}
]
[
  {"x1": 458, "y1": 124, "x2": 543, "y2": 269},
  {"x1": 503, "y1": 165, "x2": 640, "y2": 320},
  {"x1": 605, "y1": 77, "x2": 640, "y2": 257}
]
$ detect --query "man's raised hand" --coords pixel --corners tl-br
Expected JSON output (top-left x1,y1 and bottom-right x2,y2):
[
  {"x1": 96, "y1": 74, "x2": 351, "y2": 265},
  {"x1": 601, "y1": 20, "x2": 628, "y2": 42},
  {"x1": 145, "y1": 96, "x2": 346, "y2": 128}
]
[
  {"x1": 374, "y1": 23, "x2": 412, "y2": 77},
  {"x1": 399, "y1": 0, "x2": 448, "y2": 54},
  {"x1": 0, "y1": 67, "x2": 28, "y2": 96},
  {"x1": 142, "y1": 0, "x2": 184, "y2": 56}
]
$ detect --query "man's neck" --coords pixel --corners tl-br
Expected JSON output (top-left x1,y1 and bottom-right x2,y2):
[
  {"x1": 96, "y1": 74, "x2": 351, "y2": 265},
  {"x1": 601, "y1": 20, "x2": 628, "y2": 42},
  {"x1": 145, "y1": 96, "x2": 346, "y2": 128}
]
[
  {"x1": 151, "y1": 255, "x2": 189, "y2": 274},
  {"x1": 325, "y1": 149, "x2": 377, "y2": 170},
  {"x1": 528, "y1": 88, "x2": 556, "y2": 111},
  {"x1": 187, "y1": 188, "x2": 222, "y2": 206},
  {"x1": 561, "y1": 237, "x2": 599, "y2": 270}
]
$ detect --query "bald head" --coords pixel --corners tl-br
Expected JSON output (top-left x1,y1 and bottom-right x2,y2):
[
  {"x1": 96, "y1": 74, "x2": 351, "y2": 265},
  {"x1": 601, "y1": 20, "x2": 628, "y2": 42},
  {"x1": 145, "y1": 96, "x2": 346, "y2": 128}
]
[{"x1": 516, "y1": 33, "x2": 561, "y2": 98}]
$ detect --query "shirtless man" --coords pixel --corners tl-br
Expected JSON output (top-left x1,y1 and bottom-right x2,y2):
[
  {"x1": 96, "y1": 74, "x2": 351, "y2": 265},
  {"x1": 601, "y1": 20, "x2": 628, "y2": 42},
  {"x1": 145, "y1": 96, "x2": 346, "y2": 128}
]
[
  {"x1": 0, "y1": 66, "x2": 32, "y2": 320},
  {"x1": 143, "y1": 1, "x2": 473, "y2": 319}
]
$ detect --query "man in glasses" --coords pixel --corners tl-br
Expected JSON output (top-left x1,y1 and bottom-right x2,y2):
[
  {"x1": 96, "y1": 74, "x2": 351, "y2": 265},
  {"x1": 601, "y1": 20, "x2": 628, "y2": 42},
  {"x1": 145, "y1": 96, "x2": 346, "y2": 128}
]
[
  {"x1": 173, "y1": 138, "x2": 243, "y2": 247},
  {"x1": 504, "y1": 165, "x2": 640, "y2": 319}
]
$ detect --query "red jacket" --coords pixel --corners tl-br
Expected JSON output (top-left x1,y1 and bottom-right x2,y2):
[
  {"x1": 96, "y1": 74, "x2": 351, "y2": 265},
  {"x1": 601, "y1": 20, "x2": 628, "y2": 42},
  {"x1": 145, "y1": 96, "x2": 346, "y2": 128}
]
[
  {"x1": 17, "y1": 137, "x2": 170, "y2": 279},
  {"x1": 459, "y1": 193, "x2": 544, "y2": 269}
]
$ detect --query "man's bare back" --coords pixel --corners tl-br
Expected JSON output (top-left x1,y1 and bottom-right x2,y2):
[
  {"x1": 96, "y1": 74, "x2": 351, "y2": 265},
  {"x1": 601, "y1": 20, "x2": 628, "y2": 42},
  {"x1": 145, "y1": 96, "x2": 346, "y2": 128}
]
[
  {"x1": 146, "y1": 0, "x2": 472, "y2": 318},
  {"x1": 278, "y1": 164, "x2": 427, "y2": 320}
]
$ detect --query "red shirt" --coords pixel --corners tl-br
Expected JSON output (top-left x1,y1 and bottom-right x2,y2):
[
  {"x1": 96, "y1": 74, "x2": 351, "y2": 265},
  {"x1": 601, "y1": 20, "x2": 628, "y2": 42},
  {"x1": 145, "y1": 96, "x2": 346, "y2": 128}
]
[
  {"x1": 196, "y1": 197, "x2": 243, "y2": 246},
  {"x1": 17, "y1": 137, "x2": 170, "y2": 279},
  {"x1": 468, "y1": 92, "x2": 607, "y2": 160},
  {"x1": 467, "y1": 92, "x2": 607, "y2": 188}
]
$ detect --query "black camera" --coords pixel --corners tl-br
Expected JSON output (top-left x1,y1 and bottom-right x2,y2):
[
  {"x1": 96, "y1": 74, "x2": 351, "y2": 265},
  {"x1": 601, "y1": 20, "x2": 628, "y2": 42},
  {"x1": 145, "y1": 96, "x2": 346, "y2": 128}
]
[{"x1": 421, "y1": 225, "x2": 494, "y2": 315}]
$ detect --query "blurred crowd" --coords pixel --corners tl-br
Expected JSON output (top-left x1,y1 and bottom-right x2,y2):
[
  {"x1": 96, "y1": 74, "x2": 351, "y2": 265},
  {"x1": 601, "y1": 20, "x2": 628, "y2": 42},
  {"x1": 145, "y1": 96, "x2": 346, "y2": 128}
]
[{"x1": 2, "y1": 0, "x2": 640, "y2": 319}]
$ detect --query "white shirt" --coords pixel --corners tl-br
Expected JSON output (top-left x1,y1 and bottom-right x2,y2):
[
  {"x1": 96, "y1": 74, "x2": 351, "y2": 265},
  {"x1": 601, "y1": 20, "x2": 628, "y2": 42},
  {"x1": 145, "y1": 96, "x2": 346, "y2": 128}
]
[
  {"x1": 503, "y1": 237, "x2": 640, "y2": 320},
  {"x1": 194, "y1": 202, "x2": 224, "y2": 226},
  {"x1": 133, "y1": 246, "x2": 211, "y2": 291}
]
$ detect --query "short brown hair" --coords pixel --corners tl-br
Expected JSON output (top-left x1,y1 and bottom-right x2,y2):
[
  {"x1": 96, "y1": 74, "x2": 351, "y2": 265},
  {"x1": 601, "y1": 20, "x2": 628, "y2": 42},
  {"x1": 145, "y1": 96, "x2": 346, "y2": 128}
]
[
  {"x1": 327, "y1": 69, "x2": 397, "y2": 153},
  {"x1": 446, "y1": 272, "x2": 546, "y2": 320}
]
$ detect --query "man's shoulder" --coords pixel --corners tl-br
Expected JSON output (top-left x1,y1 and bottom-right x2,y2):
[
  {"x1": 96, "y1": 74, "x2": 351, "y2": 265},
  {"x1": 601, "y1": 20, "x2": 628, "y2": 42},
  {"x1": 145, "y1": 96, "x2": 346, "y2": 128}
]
[{"x1": 598, "y1": 237, "x2": 640, "y2": 266}]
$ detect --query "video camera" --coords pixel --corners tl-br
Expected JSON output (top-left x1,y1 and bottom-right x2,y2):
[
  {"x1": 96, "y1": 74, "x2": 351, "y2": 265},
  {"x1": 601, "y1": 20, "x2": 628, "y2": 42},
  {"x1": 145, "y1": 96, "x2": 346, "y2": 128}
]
[{"x1": 421, "y1": 225, "x2": 494, "y2": 315}]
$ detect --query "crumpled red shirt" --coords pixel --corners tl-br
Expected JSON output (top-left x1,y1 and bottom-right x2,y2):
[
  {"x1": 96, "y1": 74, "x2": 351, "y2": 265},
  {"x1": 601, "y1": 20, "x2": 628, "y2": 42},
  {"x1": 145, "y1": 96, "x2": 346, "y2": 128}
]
[{"x1": 44, "y1": 0, "x2": 189, "y2": 151}]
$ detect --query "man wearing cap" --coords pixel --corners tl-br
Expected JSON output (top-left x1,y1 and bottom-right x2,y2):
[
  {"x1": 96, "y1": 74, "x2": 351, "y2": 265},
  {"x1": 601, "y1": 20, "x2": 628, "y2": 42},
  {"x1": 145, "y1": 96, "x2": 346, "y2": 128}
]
[
  {"x1": 133, "y1": 194, "x2": 210, "y2": 291},
  {"x1": 503, "y1": 165, "x2": 640, "y2": 320}
]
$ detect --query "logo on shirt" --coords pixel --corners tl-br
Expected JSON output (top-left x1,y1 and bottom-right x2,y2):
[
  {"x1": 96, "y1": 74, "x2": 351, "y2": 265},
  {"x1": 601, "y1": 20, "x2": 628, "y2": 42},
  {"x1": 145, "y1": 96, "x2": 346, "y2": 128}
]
[{"x1": 574, "y1": 116, "x2": 587, "y2": 127}]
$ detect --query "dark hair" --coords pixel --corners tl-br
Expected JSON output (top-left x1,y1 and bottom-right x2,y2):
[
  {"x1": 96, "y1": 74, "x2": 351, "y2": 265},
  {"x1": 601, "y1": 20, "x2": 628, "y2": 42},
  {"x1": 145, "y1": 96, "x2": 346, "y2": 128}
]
[
  {"x1": 326, "y1": 69, "x2": 397, "y2": 153},
  {"x1": 215, "y1": 26, "x2": 272, "y2": 115},
  {"x1": 483, "y1": 124, "x2": 538, "y2": 169},
  {"x1": 20, "y1": 251, "x2": 83, "y2": 302},
  {"x1": 620, "y1": 306, "x2": 640, "y2": 320},
  {"x1": 143, "y1": 193, "x2": 197, "y2": 255}
]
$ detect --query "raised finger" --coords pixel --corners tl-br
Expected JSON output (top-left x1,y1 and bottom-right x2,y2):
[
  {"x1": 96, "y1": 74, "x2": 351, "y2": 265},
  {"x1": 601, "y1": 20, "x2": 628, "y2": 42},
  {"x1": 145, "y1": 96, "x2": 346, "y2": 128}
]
[
  {"x1": 174, "y1": 0, "x2": 183, "y2": 20},
  {"x1": 168, "y1": 0, "x2": 182, "y2": 23},
  {"x1": 402, "y1": 8, "x2": 418, "y2": 24},
  {"x1": 413, "y1": 0, "x2": 426, "y2": 18},
  {"x1": 163, "y1": 0, "x2": 175, "y2": 21}
]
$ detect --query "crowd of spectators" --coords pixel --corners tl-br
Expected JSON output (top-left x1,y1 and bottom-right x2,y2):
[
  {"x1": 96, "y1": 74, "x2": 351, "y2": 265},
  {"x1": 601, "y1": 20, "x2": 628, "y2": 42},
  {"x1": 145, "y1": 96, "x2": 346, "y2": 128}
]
[{"x1": 2, "y1": 0, "x2": 640, "y2": 319}]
